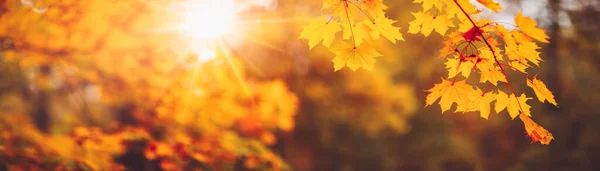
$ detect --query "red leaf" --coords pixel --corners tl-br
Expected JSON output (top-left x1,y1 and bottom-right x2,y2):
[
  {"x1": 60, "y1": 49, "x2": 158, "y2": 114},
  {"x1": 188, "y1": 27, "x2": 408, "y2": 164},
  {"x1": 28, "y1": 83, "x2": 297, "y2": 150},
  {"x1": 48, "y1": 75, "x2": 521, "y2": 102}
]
[{"x1": 463, "y1": 26, "x2": 483, "y2": 41}]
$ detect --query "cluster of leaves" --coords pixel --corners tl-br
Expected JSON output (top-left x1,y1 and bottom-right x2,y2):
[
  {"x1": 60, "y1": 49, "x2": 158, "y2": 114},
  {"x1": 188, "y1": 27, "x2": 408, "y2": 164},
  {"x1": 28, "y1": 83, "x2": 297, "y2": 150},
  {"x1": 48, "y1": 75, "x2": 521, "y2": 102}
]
[
  {"x1": 409, "y1": 0, "x2": 557, "y2": 144},
  {"x1": 298, "y1": 0, "x2": 404, "y2": 71},
  {"x1": 0, "y1": 0, "x2": 298, "y2": 170},
  {"x1": 300, "y1": 0, "x2": 557, "y2": 145},
  {"x1": 0, "y1": 114, "x2": 140, "y2": 170}
]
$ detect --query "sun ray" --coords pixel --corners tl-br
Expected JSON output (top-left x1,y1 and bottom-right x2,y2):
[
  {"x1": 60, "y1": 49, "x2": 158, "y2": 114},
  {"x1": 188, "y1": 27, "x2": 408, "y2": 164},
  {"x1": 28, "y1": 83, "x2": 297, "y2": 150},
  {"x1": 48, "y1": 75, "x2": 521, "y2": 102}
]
[
  {"x1": 243, "y1": 35, "x2": 285, "y2": 53},
  {"x1": 221, "y1": 40, "x2": 266, "y2": 78},
  {"x1": 217, "y1": 41, "x2": 252, "y2": 98}
]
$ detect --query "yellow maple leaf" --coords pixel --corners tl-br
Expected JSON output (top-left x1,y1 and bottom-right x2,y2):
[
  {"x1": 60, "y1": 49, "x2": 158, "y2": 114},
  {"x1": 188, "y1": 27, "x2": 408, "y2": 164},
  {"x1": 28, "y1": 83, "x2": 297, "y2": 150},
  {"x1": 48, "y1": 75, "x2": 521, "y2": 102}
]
[
  {"x1": 331, "y1": 42, "x2": 382, "y2": 71},
  {"x1": 501, "y1": 28, "x2": 543, "y2": 67},
  {"x1": 408, "y1": 11, "x2": 430, "y2": 35},
  {"x1": 408, "y1": 12, "x2": 454, "y2": 36},
  {"x1": 329, "y1": 0, "x2": 357, "y2": 26},
  {"x1": 505, "y1": 41, "x2": 542, "y2": 67},
  {"x1": 425, "y1": 79, "x2": 474, "y2": 113},
  {"x1": 445, "y1": 0, "x2": 479, "y2": 18},
  {"x1": 510, "y1": 61, "x2": 528, "y2": 73},
  {"x1": 445, "y1": 55, "x2": 475, "y2": 79},
  {"x1": 495, "y1": 92, "x2": 532, "y2": 119},
  {"x1": 527, "y1": 75, "x2": 558, "y2": 106},
  {"x1": 475, "y1": 53, "x2": 507, "y2": 85},
  {"x1": 298, "y1": 17, "x2": 342, "y2": 49},
  {"x1": 360, "y1": 0, "x2": 388, "y2": 18},
  {"x1": 476, "y1": 0, "x2": 503, "y2": 12},
  {"x1": 477, "y1": 42, "x2": 502, "y2": 62},
  {"x1": 456, "y1": 88, "x2": 497, "y2": 119},
  {"x1": 430, "y1": 15, "x2": 455, "y2": 36},
  {"x1": 515, "y1": 12, "x2": 549, "y2": 43},
  {"x1": 364, "y1": 16, "x2": 404, "y2": 43},
  {"x1": 343, "y1": 21, "x2": 371, "y2": 46},
  {"x1": 479, "y1": 66, "x2": 507, "y2": 85},
  {"x1": 519, "y1": 114, "x2": 554, "y2": 145},
  {"x1": 495, "y1": 91, "x2": 508, "y2": 113}
]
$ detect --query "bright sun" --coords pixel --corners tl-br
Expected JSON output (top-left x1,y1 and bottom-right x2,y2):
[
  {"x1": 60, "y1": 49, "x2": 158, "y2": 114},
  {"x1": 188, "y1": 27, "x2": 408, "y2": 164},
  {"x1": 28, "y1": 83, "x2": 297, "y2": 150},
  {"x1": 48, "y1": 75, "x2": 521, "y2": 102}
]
[{"x1": 178, "y1": 0, "x2": 237, "y2": 40}]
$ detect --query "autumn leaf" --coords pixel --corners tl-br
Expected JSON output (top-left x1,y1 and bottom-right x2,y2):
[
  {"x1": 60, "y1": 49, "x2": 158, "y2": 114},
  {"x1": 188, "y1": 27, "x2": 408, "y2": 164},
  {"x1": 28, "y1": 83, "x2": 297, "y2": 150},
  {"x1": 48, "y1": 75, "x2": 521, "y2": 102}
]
[
  {"x1": 425, "y1": 79, "x2": 474, "y2": 113},
  {"x1": 430, "y1": 15, "x2": 456, "y2": 36},
  {"x1": 495, "y1": 92, "x2": 532, "y2": 119},
  {"x1": 408, "y1": 12, "x2": 454, "y2": 36},
  {"x1": 462, "y1": 26, "x2": 483, "y2": 41},
  {"x1": 500, "y1": 26, "x2": 543, "y2": 67},
  {"x1": 456, "y1": 88, "x2": 497, "y2": 119},
  {"x1": 343, "y1": 21, "x2": 371, "y2": 46},
  {"x1": 527, "y1": 75, "x2": 558, "y2": 106},
  {"x1": 446, "y1": 0, "x2": 479, "y2": 18},
  {"x1": 476, "y1": 0, "x2": 503, "y2": 12},
  {"x1": 510, "y1": 61, "x2": 529, "y2": 73},
  {"x1": 364, "y1": 16, "x2": 404, "y2": 43},
  {"x1": 298, "y1": 17, "x2": 342, "y2": 49},
  {"x1": 445, "y1": 55, "x2": 475, "y2": 79},
  {"x1": 515, "y1": 12, "x2": 549, "y2": 43},
  {"x1": 476, "y1": 50, "x2": 507, "y2": 85},
  {"x1": 361, "y1": 0, "x2": 388, "y2": 18},
  {"x1": 494, "y1": 91, "x2": 509, "y2": 114},
  {"x1": 508, "y1": 94, "x2": 532, "y2": 119},
  {"x1": 479, "y1": 66, "x2": 507, "y2": 85},
  {"x1": 505, "y1": 40, "x2": 543, "y2": 67},
  {"x1": 519, "y1": 114, "x2": 554, "y2": 145},
  {"x1": 331, "y1": 42, "x2": 382, "y2": 71},
  {"x1": 407, "y1": 11, "x2": 430, "y2": 35}
]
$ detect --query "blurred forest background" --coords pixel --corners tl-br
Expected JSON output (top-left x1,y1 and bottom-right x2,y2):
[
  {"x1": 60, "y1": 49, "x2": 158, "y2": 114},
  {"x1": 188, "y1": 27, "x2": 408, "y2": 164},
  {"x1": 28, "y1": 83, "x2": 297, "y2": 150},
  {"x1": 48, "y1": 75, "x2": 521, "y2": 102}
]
[{"x1": 0, "y1": 0, "x2": 599, "y2": 170}]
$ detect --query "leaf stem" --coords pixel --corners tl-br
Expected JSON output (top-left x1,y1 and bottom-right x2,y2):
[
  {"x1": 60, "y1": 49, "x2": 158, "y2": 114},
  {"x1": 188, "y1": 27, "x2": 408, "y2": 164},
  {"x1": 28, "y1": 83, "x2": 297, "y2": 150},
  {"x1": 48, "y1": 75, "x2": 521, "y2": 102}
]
[
  {"x1": 343, "y1": 1, "x2": 357, "y2": 47},
  {"x1": 483, "y1": 82, "x2": 493, "y2": 96}
]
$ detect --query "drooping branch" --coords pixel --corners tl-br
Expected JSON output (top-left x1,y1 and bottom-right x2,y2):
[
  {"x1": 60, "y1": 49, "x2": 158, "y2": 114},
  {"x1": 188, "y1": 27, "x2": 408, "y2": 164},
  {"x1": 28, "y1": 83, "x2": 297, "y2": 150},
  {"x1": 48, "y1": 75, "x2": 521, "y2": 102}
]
[{"x1": 452, "y1": 0, "x2": 527, "y2": 116}]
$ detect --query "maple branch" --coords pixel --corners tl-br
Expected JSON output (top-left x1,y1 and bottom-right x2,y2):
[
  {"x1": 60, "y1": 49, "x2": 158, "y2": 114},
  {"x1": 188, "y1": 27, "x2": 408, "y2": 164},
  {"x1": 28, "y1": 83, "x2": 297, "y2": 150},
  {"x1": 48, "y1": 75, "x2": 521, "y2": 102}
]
[{"x1": 452, "y1": 0, "x2": 527, "y2": 115}]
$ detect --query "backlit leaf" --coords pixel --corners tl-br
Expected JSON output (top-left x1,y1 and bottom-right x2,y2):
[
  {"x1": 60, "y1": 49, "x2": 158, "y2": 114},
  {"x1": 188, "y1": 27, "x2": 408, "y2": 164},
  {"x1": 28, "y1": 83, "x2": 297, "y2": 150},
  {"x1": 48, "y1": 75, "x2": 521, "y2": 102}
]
[
  {"x1": 298, "y1": 17, "x2": 342, "y2": 49},
  {"x1": 527, "y1": 75, "x2": 558, "y2": 106},
  {"x1": 331, "y1": 42, "x2": 382, "y2": 71}
]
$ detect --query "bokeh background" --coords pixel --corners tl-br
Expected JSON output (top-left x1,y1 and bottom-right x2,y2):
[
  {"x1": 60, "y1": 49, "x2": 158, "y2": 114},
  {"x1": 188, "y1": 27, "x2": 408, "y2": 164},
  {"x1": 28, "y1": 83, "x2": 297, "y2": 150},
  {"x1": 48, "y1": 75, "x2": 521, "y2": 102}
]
[{"x1": 0, "y1": 0, "x2": 599, "y2": 170}]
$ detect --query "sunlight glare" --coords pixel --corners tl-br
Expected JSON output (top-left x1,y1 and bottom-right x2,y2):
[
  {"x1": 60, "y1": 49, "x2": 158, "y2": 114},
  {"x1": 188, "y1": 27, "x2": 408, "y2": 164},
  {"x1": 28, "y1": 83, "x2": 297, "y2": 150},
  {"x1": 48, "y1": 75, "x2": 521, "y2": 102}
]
[
  {"x1": 194, "y1": 45, "x2": 217, "y2": 62},
  {"x1": 179, "y1": 0, "x2": 236, "y2": 40}
]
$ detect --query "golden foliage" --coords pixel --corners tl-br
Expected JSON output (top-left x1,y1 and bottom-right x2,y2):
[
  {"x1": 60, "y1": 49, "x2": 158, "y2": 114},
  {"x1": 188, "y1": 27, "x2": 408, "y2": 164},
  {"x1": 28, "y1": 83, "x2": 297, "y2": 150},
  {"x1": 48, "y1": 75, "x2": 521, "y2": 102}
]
[
  {"x1": 407, "y1": 0, "x2": 557, "y2": 144},
  {"x1": 298, "y1": 0, "x2": 403, "y2": 71}
]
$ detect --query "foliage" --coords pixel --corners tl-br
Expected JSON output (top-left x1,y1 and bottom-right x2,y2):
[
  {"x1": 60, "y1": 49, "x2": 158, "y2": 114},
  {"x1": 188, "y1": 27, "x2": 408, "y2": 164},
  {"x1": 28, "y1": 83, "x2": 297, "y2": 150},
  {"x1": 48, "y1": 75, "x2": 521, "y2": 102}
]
[
  {"x1": 299, "y1": 0, "x2": 557, "y2": 145},
  {"x1": 299, "y1": 0, "x2": 403, "y2": 71}
]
